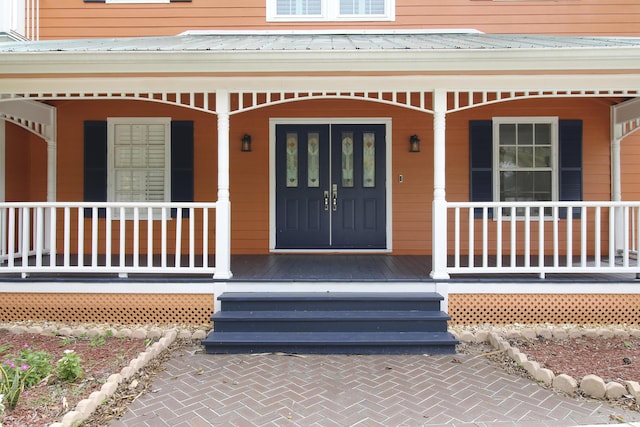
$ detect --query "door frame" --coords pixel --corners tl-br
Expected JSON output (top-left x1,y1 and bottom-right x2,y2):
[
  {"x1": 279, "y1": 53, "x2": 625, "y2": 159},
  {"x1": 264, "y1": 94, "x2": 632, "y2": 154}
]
[{"x1": 269, "y1": 117, "x2": 393, "y2": 252}]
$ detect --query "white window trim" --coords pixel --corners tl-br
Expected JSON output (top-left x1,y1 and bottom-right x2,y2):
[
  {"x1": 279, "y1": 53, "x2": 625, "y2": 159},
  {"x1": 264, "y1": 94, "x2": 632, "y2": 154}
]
[
  {"x1": 492, "y1": 116, "x2": 559, "y2": 214},
  {"x1": 107, "y1": 117, "x2": 171, "y2": 219},
  {"x1": 266, "y1": 0, "x2": 395, "y2": 22}
]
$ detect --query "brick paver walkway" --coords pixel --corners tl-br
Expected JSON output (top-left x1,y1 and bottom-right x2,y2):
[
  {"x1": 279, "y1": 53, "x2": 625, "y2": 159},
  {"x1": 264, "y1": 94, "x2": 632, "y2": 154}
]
[{"x1": 110, "y1": 344, "x2": 640, "y2": 427}]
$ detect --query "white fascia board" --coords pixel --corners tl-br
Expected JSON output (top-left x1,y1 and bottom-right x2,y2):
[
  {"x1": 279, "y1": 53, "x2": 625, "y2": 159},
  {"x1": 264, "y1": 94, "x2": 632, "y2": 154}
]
[
  {"x1": 2, "y1": 74, "x2": 640, "y2": 96},
  {"x1": 2, "y1": 47, "x2": 640, "y2": 76}
]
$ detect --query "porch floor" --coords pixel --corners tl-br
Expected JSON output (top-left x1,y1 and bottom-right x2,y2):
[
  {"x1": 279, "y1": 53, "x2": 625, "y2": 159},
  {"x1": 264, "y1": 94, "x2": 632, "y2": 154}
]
[{"x1": 229, "y1": 254, "x2": 639, "y2": 282}]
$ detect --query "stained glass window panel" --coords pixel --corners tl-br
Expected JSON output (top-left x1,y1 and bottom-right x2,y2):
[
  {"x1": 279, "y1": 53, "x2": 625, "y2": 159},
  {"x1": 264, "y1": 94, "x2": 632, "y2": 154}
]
[
  {"x1": 307, "y1": 132, "x2": 320, "y2": 187},
  {"x1": 286, "y1": 132, "x2": 298, "y2": 187},
  {"x1": 362, "y1": 132, "x2": 375, "y2": 187},
  {"x1": 341, "y1": 132, "x2": 354, "y2": 187}
]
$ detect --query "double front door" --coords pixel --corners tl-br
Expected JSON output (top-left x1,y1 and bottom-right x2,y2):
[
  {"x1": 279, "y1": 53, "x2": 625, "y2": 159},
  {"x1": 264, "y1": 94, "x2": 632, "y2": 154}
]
[{"x1": 275, "y1": 123, "x2": 386, "y2": 249}]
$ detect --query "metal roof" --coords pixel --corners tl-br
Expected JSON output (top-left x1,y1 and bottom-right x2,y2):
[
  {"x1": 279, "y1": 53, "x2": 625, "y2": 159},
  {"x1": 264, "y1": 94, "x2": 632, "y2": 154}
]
[{"x1": 2, "y1": 32, "x2": 640, "y2": 53}]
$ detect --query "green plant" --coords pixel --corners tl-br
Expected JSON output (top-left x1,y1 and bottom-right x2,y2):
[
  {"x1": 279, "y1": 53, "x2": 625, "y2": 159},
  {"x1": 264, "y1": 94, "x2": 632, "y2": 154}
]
[
  {"x1": 59, "y1": 337, "x2": 75, "y2": 347},
  {"x1": 0, "y1": 360, "x2": 34, "y2": 410},
  {"x1": 55, "y1": 350, "x2": 83, "y2": 383},
  {"x1": 89, "y1": 335, "x2": 106, "y2": 348},
  {"x1": 17, "y1": 347, "x2": 52, "y2": 388}
]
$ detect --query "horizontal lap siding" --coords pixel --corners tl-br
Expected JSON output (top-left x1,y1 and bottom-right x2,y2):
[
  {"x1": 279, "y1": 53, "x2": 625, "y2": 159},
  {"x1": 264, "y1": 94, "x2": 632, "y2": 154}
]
[
  {"x1": 39, "y1": 0, "x2": 640, "y2": 39},
  {"x1": 5, "y1": 124, "x2": 46, "y2": 202},
  {"x1": 622, "y1": 132, "x2": 640, "y2": 201}
]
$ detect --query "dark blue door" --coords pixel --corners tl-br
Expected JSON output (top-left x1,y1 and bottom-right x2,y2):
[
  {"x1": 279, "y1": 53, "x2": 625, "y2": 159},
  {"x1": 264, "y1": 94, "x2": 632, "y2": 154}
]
[{"x1": 276, "y1": 123, "x2": 386, "y2": 249}]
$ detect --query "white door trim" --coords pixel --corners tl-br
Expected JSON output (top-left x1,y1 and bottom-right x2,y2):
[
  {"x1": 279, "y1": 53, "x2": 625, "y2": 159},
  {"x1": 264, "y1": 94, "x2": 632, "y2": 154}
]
[{"x1": 269, "y1": 117, "x2": 393, "y2": 252}]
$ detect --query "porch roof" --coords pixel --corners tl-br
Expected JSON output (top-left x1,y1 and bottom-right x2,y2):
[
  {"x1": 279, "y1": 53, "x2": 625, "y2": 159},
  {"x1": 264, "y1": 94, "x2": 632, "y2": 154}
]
[
  {"x1": 2, "y1": 31, "x2": 640, "y2": 75},
  {"x1": 3, "y1": 31, "x2": 640, "y2": 53}
]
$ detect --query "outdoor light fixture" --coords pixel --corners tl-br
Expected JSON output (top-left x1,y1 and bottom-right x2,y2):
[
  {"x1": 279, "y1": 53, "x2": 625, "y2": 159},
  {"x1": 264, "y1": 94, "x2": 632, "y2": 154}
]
[
  {"x1": 409, "y1": 134, "x2": 421, "y2": 152},
  {"x1": 241, "y1": 134, "x2": 252, "y2": 152}
]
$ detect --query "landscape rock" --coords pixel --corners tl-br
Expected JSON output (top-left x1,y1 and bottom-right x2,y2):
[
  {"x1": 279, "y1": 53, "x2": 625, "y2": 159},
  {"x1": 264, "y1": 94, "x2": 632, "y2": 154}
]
[
  {"x1": 534, "y1": 368, "x2": 555, "y2": 386},
  {"x1": 580, "y1": 374, "x2": 606, "y2": 399},
  {"x1": 605, "y1": 382, "x2": 627, "y2": 400},
  {"x1": 553, "y1": 374, "x2": 578, "y2": 394},
  {"x1": 624, "y1": 380, "x2": 640, "y2": 400}
]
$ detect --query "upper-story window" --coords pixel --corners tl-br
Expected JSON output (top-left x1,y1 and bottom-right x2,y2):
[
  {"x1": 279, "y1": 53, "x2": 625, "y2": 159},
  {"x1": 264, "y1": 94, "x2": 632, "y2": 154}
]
[{"x1": 267, "y1": 0, "x2": 395, "y2": 21}]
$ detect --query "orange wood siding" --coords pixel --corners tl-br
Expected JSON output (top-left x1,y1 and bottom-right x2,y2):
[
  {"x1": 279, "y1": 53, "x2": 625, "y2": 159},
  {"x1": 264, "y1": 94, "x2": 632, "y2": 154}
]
[
  {"x1": 622, "y1": 132, "x2": 640, "y2": 201},
  {"x1": 5, "y1": 123, "x2": 46, "y2": 202},
  {"x1": 38, "y1": 0, "x2": 640, "y2": 40}
]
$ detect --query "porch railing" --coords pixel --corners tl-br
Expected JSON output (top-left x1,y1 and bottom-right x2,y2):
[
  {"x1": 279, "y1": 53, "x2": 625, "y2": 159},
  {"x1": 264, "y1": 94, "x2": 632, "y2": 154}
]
[
  {"x1": 0, "y1": 202, "x2": 217, "y2": 277},
  {"x1": 446, "y1": 201, "x2": 640, "y2": 276}
]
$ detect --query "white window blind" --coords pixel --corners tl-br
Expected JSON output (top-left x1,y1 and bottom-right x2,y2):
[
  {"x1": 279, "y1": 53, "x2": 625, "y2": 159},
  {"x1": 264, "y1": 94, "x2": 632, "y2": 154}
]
[
  {"x1": 340, "y1": 0, "x2": 384, "y2": 15},
  {"x1": 108, "y1": 118, "x2": 171, "y2": 218},
  {"x1": 277, "y1": 0, "x2": 321, "y2": 15}
]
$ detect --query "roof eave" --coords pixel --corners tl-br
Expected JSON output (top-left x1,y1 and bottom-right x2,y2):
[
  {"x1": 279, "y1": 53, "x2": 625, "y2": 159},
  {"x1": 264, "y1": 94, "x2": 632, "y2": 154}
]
[{"x1": 2, "y1": 47, "x2": 640, "y2": 75}]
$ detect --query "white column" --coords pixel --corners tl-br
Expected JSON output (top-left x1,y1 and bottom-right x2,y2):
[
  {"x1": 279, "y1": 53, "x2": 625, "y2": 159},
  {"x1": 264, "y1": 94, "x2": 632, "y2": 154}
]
[
  {"x1": 214, "y1": 90, "x2": 233, "y2": 279},
  {"x1": 430, "y1": 89, "x2": 450, "y2": 281},
  {"x1": 610, "y1": 105, "x2": 624, "y2": 253}
]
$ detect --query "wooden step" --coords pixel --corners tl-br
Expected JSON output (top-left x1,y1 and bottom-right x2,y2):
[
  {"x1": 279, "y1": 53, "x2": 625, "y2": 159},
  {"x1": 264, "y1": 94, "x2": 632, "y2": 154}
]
[
  {"x1": 212, "y1": 310, "x2": 450, "y2": 333},
  {"x1": 218, "y1": 292, "x2": 443, "y2": 312},
  {"x1": 202, "y1": 331, "x2": 458, "y2": 355}
]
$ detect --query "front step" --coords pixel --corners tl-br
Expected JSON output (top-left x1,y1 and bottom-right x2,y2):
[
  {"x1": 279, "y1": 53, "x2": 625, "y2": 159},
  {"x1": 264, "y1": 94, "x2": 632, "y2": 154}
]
[
  {"x1": 213, "y1": 310, "x2": 451, "y2": 332},
  {"x1": 203, "y1": 331, "x2": 457, "y2": 355},
  {"x1": 217, "y1": 291, "x2": 443, "y2": 311},
  {"x1": 202, "y1": 292, "x2": 458, "y2": 355}
]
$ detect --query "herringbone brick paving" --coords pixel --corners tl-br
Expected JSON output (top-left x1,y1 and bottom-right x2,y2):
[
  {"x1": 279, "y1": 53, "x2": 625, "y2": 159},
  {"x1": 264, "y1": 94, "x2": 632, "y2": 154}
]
[{"x1": 110, "y1": 344, "x2": 640, "y2": 427}]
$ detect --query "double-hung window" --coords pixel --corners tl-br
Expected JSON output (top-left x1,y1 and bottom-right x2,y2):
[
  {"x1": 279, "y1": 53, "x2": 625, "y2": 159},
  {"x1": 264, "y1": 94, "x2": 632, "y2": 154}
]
[
  {"x1": 493, "y1": 117, "x2": 558, "y2": 217},
  {"x1": 268, "y1": 0, "x2": 394, "y2": 21},
  {"x1": 108, "y1": 118, "x2": 171, "y2": 218}
]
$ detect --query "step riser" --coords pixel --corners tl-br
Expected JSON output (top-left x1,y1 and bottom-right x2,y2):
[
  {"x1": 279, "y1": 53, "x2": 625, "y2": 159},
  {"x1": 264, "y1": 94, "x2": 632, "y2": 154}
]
[
  {"x1": 213, "y1": 320, "x2": 450, "y2": 333},
  {"x1": 221, "y1": 301, "x2": 442, "y2": 312},
  {"x1": 205, "y1": 344, "x2": 456, "y2": 355}
]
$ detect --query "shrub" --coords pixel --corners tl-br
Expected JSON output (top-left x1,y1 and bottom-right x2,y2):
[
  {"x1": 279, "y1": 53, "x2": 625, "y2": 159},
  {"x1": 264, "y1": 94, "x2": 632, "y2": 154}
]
[{"x1": 56, "y1": 350, "x2": 83, "y2": 383}]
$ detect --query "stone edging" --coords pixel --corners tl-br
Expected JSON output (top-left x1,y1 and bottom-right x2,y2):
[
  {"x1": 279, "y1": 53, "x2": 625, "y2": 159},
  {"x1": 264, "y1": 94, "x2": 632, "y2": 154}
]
[
  {"x1": 2, "y1": 324, "x2": 208, "y2": 427},
  {"x1": 452, "y1": 327, "x2": 640, "y2": 402}
]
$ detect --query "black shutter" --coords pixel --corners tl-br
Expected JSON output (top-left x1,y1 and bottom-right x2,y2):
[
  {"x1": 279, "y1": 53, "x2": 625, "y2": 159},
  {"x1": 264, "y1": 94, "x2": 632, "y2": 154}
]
[
  {"x1": 469, "y1": 120, "x2": 493, "y2": 218},
  {"x1": 558, "y1": 120, "x2": 583, "y2": 219},
  {"x1": 83, "y1": 121, "x2": 108, "y2": 217},
  {"x1": 171, "y1": 121, "x2": 194, "y2": 217}
]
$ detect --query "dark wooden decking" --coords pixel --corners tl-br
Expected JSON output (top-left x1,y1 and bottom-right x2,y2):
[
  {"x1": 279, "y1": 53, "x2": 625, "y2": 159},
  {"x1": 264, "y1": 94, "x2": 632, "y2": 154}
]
[
  {"x1": 229, "y1": 254, "x2": 639, "y2": 282},
  {"x1": 230, "y1": 255, "x2": 431, "y2": 281}
]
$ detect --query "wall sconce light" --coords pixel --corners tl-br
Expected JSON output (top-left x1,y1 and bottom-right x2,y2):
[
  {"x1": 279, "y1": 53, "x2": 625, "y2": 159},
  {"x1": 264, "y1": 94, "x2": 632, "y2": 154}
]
[
  {"x1": 409, "y1": 134, "x2": 421, "y2": 152},
  {"x1": 241, "y1": 134, "x2": 252, "y2": 152}
]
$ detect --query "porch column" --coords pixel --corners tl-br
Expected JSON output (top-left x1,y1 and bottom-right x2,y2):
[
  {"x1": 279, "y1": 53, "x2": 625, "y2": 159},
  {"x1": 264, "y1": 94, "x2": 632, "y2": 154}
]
[
  {"x1": 430, "y1": 89, "x2": 450, "y2": 280},
  {"x1": 214, "y1": 90, "x2": 233, "y2": 279}
]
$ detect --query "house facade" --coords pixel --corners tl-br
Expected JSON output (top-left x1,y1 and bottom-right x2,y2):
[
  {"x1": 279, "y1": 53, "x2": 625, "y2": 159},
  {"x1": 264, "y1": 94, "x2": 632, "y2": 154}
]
[{"x1": 1, "y1": 0, "x2": 640, "y2": 326}]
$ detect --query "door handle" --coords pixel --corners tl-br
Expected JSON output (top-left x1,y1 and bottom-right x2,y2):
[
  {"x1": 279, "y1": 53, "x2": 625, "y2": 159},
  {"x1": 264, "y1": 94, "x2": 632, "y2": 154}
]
[
  {"x1": 323, "y1": 191, "x2": 329, "y2": 211},
  {"x1": 332, "y1": 184, "x2": 338, "y2": 211}
]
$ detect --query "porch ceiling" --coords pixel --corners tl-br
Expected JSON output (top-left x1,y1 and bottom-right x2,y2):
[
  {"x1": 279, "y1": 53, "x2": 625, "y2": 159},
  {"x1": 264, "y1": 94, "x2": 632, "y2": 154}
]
[{"x1": 2, "y1": 31, "x2": 640, "y2": 75}]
